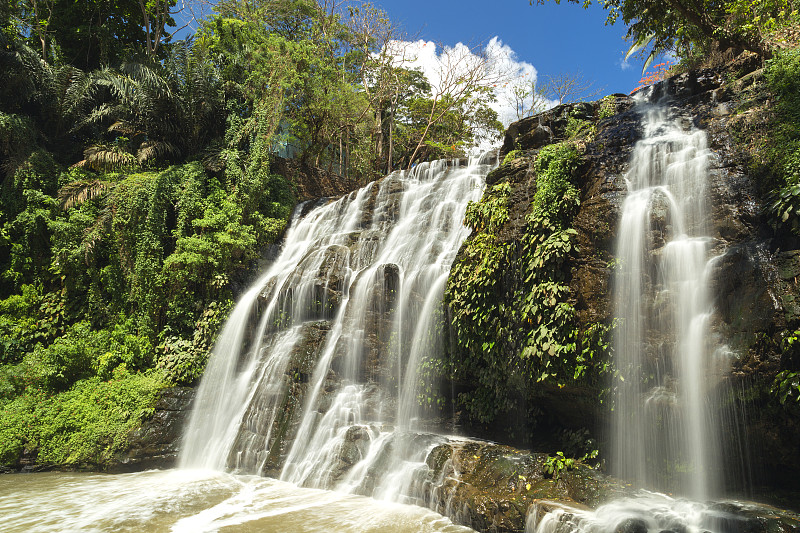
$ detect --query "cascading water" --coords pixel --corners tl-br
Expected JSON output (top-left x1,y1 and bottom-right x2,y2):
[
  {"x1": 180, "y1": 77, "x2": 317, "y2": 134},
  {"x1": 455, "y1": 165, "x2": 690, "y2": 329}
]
[
  {"x1": 181, "y1": 154, "x2": 494, "y2": 506},
  {"x1": 526, "y1": 93, "x2": 736, "y2": 533},
  {"x1": 611, "y1": 94, "x2": 725, "y2": 501}
]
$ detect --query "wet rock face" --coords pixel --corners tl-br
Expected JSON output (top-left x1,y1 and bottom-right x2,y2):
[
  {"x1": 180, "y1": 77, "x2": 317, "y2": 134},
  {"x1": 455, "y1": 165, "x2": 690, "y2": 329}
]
[
  {"x1": 495, "y1": 97, "x2": 637, "y2": 330},
  {"x1": 500, "y1": 101, "x2": 604, "y2": 159},
  {"x1": 237, "y1": 320, "x2": 333, "y2": 477},
  {"x1": 479, "y1": 52, "x2": 800, "y2": 491},
  {"x1": 111, "y1": 387, "x2": 195, "y2": 472},
  {"x1": 419, "y1": 440, "x2": 629, "y2": 533}
]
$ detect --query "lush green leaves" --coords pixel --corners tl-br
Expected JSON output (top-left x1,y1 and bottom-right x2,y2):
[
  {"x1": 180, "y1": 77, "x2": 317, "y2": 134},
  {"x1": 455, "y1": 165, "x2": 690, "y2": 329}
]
[
  {"x1": 761, "y1": 47, "x2": 800, "y2": 233},
  {"x1": 0, "y1": 369, "x2": 164, "y2": 467},
  {"x1": 535, "y1": 0, "x2": 795, "y2": 65},
  {"x1": 444, "y1": 143, "x2": 590, "y2": 421}
]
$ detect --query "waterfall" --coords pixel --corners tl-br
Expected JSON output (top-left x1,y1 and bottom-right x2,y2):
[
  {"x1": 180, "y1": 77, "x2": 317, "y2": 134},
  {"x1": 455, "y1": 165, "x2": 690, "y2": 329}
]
[
  {"x1": 611, "y1": 95, "x2": 726, "y2": 500},
  {"x1": 523, "y1": 94, "x2": 744, "y2": 533},
  {"x1": 180, "y1": 154, "x2": 494, "y2": 501}
]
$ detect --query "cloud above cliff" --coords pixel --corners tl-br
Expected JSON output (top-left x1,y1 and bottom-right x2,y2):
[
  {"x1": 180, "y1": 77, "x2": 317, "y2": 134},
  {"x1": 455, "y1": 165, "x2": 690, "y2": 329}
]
[{"x1": 386, "y1": 37, "x2": 549, "y2": 141}]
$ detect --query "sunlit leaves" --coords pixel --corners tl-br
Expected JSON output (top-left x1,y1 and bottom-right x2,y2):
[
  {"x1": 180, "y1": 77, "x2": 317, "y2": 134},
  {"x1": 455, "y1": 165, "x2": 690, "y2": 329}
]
[{"x1": 444, "y1": 142, "x2": 585, "y2": 421}]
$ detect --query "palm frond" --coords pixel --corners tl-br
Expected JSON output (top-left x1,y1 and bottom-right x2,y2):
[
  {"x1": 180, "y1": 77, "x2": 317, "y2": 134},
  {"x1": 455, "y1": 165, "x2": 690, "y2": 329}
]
[
  {"x1": 58, "y1": 179, "x2": 113, "y2": 210},
  {"x1": 72, "y1": 145, "x2": 139, "y2": 172},
  {"x1": 107, "y1": 120, "x2": 142, "y2": 136},
  {"x1": 120, "y1": 62, "x2": 173, "y2": 100},
  {"x1": 137, "y1": 140, "x2": 180, "y2": 163},
  {"x1": 626, "y1": 33, "x2": 656, "y2": 61},
  {"x1": 80, "y1": 203, "x2": 114, "y2": 265}
]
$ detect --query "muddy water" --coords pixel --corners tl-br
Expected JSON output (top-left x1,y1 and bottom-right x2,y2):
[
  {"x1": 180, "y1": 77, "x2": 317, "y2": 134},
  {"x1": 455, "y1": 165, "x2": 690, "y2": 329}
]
[{"x1": 0, "y1": 470, "x2": 476, "y2": 532}]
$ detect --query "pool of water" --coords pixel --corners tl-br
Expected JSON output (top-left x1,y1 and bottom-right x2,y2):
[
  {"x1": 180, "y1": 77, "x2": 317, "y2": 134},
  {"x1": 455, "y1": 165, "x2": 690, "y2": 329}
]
[{"x1": 0, "y1": 469, "x2": 476, "y2": 532}]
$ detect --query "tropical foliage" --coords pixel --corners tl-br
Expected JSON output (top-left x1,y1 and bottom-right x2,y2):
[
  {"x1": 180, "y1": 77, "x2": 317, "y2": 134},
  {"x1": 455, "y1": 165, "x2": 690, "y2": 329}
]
[
  {"x1": 0, "y1": 0, "x2": 507, "y2": 467},
  {"x1": 535, "y1": 0, "x2": 798, "y2": 66},
  {"x1": 442, "y1": 139, "x2": 612, "y2": 423}
]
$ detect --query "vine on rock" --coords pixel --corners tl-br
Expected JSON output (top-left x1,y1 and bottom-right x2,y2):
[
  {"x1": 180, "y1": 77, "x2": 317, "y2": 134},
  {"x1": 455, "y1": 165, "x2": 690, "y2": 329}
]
[{"x1": 444, "y1": 142, "x2": 585, "y2": 422}]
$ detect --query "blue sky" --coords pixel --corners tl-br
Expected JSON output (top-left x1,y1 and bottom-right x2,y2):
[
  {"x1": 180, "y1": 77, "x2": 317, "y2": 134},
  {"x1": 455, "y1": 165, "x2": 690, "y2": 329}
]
[
  {"x1": 374, "y1": 0, "x2": 649, "y2": 96},
  {"x1": 177, "y1": 0, "x2": 661, "y2": 126}
]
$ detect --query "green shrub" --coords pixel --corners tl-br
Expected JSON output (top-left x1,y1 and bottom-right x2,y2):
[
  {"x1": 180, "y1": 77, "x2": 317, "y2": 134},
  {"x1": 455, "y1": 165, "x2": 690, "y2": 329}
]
[
  {"x1": 444, "y1": 142, "x2": 584, "y2": 422},
  {"x1": 0, "y1": 392, "x2": 38, "y2": 465},
  {"x1": 34, "y1": 369, "x2": 164, "y2": 466},
  {"x1": 157, "y1": 300, "x2": 232, "y2": 385},
  {"x1": 764, "y1": 47, "x2": 800, "y2": 233},
  {"x1": 502, "y1": 149, "x2": 523, "y2": 166},
  {"x1": 0, "y1": 284, "x2": 40, "y2": 364},
  {"x1": 598, "y1": 96, "x2": 616, "y2": 120}
]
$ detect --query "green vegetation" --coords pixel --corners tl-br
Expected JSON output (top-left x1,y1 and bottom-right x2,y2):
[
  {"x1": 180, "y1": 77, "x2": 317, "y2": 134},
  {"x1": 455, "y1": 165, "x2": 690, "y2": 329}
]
[
  {"x1": 502, "y1": 149, "x2": 524, "y2": 166},
  {"x1": 535, "y1": 0, "x2": 798, "y2": 67},
  {"x1": 443, "y1": 142, "x2": 612, "y2": 422},
  {"x1": 542, "y1": 449, "x2": 598, "y2": 479},
  {"x1": 0, "y1": 0, "x2": 507, "y2": 468},
  {"x1": 764, "y1": 46, "x2": 800, "y2": 233},
  {"x1": 772, "y1": 330, "x2": 800, "y2": 406},
  {"x1": 597, "y1": 96, "x2": 617, "y2": 120},
  {"x1": 0, "y1": 369, "x2": 163, "y2": 466}
]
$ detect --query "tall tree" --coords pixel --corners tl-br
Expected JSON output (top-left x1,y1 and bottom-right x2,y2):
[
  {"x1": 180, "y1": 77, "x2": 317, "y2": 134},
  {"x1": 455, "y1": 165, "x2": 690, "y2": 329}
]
[
  {"x1": 14, "y1": 0, "x2": 54, "y2": 59},
  {"x1": 46, "y1": 0, "x2": 147, "y2": 69},
  {"x1": 540, "y1": 71, "x2": 603, "y2": 105},
  {"x1": 403, "y1": 42, "x2": 509, "y2": 168},
  {"x1": 137, "y1": 0, "x2": 189, "y2": 58}
]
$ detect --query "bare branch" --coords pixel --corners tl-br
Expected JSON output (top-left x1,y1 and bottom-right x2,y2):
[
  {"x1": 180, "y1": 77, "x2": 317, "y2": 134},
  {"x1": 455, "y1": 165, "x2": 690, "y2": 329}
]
[
  {"x1": 539, "y1": 71, "x2": 605, "y2": 105},
  {"x1": 406, "y1": 40, "x2": 513, "y2": 167}
]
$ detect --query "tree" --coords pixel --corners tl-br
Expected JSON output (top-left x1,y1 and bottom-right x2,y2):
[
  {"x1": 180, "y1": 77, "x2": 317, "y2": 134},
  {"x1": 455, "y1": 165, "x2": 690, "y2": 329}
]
[
  {"x1": 539, "y1": 71, "x2": 603, "y2": 105},
  {"x1": 532, "y1": 0, "x2": 793, "y2": 63},
  {"x1": 390, "y1": 81, "x2": 502, "y2": 168},
  {"x1": 13, "y1": 0, "x2": 54, "y2": 59},
  {"x1": 0, "y1": 41, "x2": 95, "y2": 160},
  {"x1": 345, "y1": 5, "x2": 423, "y2": 175},
  {"x1": 8, "y1": 0, "x2": 192, "y2": 68},
  {"x1": 137, "y1": 0, "x2": 190, "y2": 58},
  {"x1": 505, "y1": 74, "x2": 551, "y2": 120},
  {"x1": 81, "y1": 41, "x2": 225, "y2": 168},
  {"x1": 45, "y1": 0, "x2": 149, "y2": 69},
  {"x1": 403, "y1": 41, "x2": 510, "y2": 168}
]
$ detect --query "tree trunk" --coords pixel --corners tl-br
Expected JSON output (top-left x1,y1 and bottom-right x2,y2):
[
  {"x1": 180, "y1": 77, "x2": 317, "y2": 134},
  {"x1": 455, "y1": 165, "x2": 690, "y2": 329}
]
[
  {"x1": 388, "y1": 108, "x2": 394, "y2": 174},
  {"x1": 375, "y1": 108, "x2": 383, "y2": 175}
]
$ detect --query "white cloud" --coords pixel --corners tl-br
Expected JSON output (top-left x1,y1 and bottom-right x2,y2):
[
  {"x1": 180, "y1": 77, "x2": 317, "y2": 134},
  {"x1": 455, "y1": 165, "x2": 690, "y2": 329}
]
[
  {"x1": 385, "y1": 36, "x2": 546, "y2": 139},
  {"x1": 485, "y1": 37, "x2": 540, "y2": 127}
]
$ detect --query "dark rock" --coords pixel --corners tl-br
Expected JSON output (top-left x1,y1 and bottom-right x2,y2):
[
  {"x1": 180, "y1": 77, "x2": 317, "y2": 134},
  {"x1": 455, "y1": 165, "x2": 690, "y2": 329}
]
[
  {"x1": 615, "y1": 518, "x2": 648, "y2": 533},
  {"x1": 486, "y1": 157, "x2": 531, "y2": 186},
  {"x1": 500, "y1": 101, "x2": 606, "y2": 158},
  {"x1": 109, "y1": 387, "x2": 195, "y2": 472},
  {"x1": 339, "y1": 425, "x2": 370, "y2": 466},
  {"x1": 414, "y1": 440, "x2": 631, "y2": 533}
]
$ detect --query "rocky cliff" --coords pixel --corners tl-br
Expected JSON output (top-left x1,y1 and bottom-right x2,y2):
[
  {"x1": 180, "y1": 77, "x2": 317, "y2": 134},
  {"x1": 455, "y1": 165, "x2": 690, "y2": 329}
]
[
  {"x1": 462, "y1": 51, "x2": 800, "y2": 499},
  {"x1": 109, "y1": 52, "x2": 800, "y2": 530}
]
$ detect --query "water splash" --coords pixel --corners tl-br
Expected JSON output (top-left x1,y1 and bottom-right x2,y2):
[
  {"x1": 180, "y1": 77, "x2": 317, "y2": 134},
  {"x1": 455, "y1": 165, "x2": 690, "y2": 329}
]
[
  {"x1": 180, "y1": 154, "x2": 495, "y2": 505},
  {"x1": 526, "y1": 493, "x2": 765, "y2": 533},
  {"x1": 612, "y1": 95, "x2": 726, "y2": 500}
]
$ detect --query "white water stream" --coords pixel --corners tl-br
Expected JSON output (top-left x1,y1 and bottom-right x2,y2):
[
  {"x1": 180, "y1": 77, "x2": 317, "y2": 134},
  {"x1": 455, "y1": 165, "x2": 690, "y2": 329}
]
[
  {"x1": 526, "y1": 95, "x2": 736, "y2": 533},
  {"x1": 181, "y1": 154, "x2": 493, "y2": 504},
  {"x1": 612, "y1": 96, "x2": 724, "y2": 500}
]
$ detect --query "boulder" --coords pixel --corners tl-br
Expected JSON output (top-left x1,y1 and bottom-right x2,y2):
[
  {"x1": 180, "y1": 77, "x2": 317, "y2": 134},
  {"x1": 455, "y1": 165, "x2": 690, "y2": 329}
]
[{"x1": 110, "y1": 387, "x2": 195, "y2": 472}]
